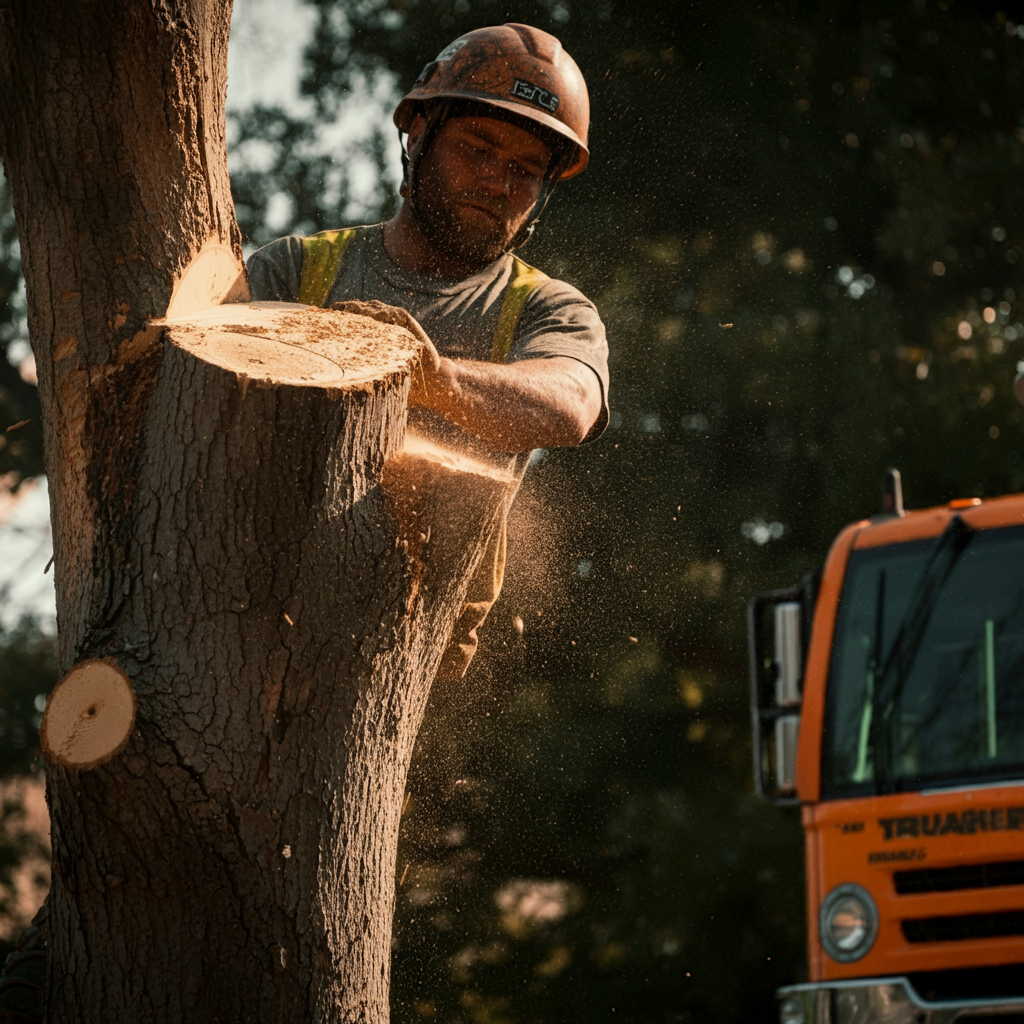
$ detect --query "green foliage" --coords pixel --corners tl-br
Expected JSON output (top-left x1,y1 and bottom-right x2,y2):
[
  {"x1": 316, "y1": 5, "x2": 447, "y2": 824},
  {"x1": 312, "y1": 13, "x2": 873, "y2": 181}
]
[
  {"x1": 0, "y1": 619, "x2": 55, "y2": 780},
  {"x1": 0, "y1": 619, "x2": 55, "y2": 957},
  {"x1": 0, "y1": 155, "x2": 53, "y2": 968},
  {"x1": 229, "y1": 104, "x2": 399, "y2": 246},
  {"x1": 0, "y1": 170, "x2": 44, "y2": 485}
]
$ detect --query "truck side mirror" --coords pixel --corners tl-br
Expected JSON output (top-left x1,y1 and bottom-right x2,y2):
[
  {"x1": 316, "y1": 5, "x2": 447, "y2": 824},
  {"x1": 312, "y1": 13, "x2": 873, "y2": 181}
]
[
  {"x1": 748, "y1": 575, "x2": 817, "y2": 804},
  {"x1": 774, "y1": 602, "x2": 802, "y2": 794}
]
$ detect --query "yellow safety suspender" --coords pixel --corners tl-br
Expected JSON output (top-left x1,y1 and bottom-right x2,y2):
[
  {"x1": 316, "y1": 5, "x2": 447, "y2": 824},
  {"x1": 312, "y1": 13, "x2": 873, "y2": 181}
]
[
  {"x1": 490, "y1": 256, "x2": 549, "y2": 363},
  {"x1": 297, "y1": 231, "x2": 547, "y2": 364},
  {"x1": 297, "y1": 229, "x2": 356, "y2": 307}
]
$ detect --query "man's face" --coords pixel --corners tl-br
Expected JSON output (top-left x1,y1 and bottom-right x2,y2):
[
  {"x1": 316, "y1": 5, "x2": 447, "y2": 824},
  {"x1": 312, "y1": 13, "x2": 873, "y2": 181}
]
[{"x1": 410, "y1": 114, "x2": 552, "y2": 270}]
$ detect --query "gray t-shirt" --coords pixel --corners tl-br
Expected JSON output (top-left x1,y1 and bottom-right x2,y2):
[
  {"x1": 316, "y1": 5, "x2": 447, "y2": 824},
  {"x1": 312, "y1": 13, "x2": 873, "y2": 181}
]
[{"x1": 247, "y1": 224, "x2": 609, "y2": 477}]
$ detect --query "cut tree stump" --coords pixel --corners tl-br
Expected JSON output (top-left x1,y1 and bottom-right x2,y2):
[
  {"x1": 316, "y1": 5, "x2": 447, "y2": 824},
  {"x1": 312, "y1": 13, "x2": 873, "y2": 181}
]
[
  {"x1": 40, "y1": 659, "x2": 135, "y2": 769},
  {"x1": 38, "y1": 301, "x2": 519, "y2": 1023},
  {"x1": 162, "y1": 300, "x2": 423, "y2": 389}
]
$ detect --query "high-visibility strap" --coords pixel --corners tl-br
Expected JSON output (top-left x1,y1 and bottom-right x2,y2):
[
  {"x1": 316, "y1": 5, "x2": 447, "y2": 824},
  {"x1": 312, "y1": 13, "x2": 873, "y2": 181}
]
[
  {"x1": 491, "y1": 256, "x2": 548, "y2": 364},
  {"x1": 297, "y1": 229, "x2": 356, "y2": 307},
  {"x1": 297, "y1": 230, "x2": 546, "y2": 363}
]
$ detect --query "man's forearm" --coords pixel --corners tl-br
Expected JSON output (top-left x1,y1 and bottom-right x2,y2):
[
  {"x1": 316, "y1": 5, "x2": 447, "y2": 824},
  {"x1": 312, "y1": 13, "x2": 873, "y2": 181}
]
[{"x1": 413, "y1": 355, "x2": 603, "y2": 452}]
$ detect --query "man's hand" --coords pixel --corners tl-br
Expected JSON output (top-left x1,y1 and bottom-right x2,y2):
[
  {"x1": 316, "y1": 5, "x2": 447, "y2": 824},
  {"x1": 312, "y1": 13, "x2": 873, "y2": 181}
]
[
  {"x1": 330, "y1": 299, "x2": 602, "y2": 453},
  {"x1": 331, "y1": 300, "x2": 441, "y2": 398}
]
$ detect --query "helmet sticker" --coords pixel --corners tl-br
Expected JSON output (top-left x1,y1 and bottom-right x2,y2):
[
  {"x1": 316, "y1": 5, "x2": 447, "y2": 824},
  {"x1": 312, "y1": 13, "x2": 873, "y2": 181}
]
[
  {"x1": 435, "y1": 38, "x2": 468, "y2": 62},
  {"x1": 511, "y1": 78, "x2": 560, "y2": 114}
]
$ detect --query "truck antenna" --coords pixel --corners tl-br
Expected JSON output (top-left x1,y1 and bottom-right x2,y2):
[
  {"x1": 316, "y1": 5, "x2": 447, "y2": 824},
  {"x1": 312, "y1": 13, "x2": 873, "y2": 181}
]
[{"x1": 881, "y1": 468, "x2": 905, "y2": 517}]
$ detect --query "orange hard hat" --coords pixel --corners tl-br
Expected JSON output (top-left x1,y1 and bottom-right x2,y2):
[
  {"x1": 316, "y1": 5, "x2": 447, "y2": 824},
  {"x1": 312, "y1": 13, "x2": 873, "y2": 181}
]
[{"x1": 393, "y1": 23, "x2": 590, "y2": 179}]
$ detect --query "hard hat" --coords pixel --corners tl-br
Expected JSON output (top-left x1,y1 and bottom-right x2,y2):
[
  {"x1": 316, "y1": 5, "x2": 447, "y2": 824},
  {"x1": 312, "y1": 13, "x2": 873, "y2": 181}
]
[{"x1": 394, "y1": 23, "x2": 590, "y2": 180}]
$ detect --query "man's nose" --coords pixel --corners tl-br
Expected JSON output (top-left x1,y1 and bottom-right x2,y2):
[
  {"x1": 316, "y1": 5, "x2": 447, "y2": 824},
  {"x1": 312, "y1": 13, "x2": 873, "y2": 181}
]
[{"x1": 477, "y1": 153, "x2": 513, "y2": 194}]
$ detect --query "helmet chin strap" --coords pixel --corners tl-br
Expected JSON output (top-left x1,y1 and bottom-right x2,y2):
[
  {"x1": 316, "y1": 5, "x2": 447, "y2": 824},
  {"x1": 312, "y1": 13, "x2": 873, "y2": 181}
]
[
  {"x1": 398, "y1": 100, "x2": 450, "y2": 208},
  {"x1": 508, "y1": 153, "x2": 566, "y2": 250},
  {"x1": 507, "y1": 139, "x2": 576, "y2": 249}
]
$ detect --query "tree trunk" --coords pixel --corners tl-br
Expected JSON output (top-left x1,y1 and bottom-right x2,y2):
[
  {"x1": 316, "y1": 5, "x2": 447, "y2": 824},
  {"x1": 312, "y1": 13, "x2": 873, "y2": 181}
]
[{"x1": 0, "y1": 4, "x2": 514, "y2": 1021}]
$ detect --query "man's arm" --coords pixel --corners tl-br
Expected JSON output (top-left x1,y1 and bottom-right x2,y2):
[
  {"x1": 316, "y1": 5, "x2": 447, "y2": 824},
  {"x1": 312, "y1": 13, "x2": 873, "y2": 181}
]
[
  {"x1": 411, "y1": 354, "x2": 603, "y2": 452},
  {"x1": 331, "y1": 298, "x2": 604, "y2": 453}
]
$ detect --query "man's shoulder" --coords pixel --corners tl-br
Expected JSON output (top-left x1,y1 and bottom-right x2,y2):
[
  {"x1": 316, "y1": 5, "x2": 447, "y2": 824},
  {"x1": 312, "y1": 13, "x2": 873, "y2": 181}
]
[
  {"x1": 517, "y1": 264, "x2": 601, "y2": 323},
  {"x1": 246, "y1": 235, "x2": 304, "y2": 302},
  {"x1": 503, "y1": 256, "x2": 606, "y2": 367},
  {"x1": 249, "y1": 224, "x2": 379, "y2": 266},
  {"x1": 247, "y1": 232, "x2": 301, "y2": 266},
  {"x1": 247, "y1": 225, "x2": 380, "y2": 303},
  {"x1": 495, "y1": 254, "x2": 596, "y2": 313}
]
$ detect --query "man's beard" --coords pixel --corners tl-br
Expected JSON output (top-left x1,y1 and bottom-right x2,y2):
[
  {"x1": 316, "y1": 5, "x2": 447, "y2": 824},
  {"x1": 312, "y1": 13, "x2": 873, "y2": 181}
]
[{"x1": 412, "y1": 181, "x2": 519, "y2": 271}]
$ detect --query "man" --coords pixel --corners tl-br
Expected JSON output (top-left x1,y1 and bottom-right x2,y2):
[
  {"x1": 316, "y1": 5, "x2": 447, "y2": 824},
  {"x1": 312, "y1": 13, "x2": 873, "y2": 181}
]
[{"x1": 247, "y1": 23, "x2": 609, "y2": 678}]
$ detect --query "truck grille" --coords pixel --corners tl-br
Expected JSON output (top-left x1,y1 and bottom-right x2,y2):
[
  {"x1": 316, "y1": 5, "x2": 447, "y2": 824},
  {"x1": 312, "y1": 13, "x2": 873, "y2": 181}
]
[
  {"x1": 902, "y1": 909, "x2": 1024, "y2": 943},
  {"x1": 894, "y1": 859, "x2": 1024, "y2": 895}
]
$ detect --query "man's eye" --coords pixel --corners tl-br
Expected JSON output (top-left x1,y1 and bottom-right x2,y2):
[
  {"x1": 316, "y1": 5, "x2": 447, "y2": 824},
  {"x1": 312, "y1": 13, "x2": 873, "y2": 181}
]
[{"x1": 515, "y1": 163, "x2": 544, "y2": 179}]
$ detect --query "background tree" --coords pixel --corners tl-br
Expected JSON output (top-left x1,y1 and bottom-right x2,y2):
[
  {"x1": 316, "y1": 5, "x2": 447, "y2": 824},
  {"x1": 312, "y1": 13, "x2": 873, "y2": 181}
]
[{"x1": 4, "y1": 1, "x2": 1024, "y2": 1022}]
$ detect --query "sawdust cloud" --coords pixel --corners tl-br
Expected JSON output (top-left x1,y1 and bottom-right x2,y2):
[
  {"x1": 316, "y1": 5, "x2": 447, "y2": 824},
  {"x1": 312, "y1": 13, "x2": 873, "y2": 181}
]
[
  {"x1": 402, "y1": 428, "x2": 516, "y2": 483},
  {"x1": 408, "y1": 451, "x2": 578, "y2": 763}
]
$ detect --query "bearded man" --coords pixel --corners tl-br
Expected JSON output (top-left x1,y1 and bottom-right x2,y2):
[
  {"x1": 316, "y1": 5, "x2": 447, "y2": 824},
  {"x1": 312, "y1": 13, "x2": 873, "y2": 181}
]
[{"x1": 247, "y1": 23, "x2": 609, "y2": 678}]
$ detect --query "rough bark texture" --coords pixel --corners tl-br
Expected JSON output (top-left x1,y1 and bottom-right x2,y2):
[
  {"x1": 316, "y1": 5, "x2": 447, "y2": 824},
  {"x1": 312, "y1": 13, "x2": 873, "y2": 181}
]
[
  {"x1": 0, "y1": 0, "x2": 241, "y2": 663},
  {"x1": 0, "y1": 4, "x2": 514, "y2": 1021}
]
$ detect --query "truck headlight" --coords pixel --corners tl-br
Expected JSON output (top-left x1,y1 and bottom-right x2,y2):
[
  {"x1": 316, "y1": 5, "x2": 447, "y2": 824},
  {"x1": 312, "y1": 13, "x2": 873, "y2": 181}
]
[{"x1": 819, "y1": 883, "x2": 878, "y2": 963}]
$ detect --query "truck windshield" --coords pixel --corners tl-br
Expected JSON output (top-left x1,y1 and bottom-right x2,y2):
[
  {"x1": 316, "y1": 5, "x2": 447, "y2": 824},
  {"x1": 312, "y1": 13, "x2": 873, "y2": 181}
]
[{"x1": 821, "y1": 524, "x2": 1024, "y2": 798}]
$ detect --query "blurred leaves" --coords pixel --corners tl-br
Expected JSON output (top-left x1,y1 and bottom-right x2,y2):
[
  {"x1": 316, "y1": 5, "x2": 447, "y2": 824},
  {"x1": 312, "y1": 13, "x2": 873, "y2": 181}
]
[
  {"x1": 229, "y1": 102, "x2": 400, "y2": 245},
  {"x1": 0, "y1": 619, "x2": 55, "y2": 780},
  {"x1": 0, "y1": 619, "x2": 55, "y2": 955},
  {"x1": 0, "y1": 169, "x2": 43, "y2": 486}
]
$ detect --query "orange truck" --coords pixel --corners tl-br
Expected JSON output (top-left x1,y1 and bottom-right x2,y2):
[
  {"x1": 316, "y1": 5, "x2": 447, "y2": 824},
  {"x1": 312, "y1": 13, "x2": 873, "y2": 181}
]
[{"x1": 749, "y1": 471, "x2": 1024, "y2": 1024}]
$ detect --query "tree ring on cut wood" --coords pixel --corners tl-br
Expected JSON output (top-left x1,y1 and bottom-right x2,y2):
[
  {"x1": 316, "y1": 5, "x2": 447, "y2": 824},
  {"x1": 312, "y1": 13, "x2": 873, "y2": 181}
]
[
  {"x1": 161, "y1": 302, "x2": 425, "y2": 389},
  {"x1": 41, "y1": 659, "x2": 136, "y2": 769}
]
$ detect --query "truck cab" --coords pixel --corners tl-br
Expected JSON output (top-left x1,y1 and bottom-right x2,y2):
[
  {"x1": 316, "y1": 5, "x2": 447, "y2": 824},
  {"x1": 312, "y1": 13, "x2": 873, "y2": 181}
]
[{"x1": 750, "y1": 476, "x2": 1024, "y2": 1023}]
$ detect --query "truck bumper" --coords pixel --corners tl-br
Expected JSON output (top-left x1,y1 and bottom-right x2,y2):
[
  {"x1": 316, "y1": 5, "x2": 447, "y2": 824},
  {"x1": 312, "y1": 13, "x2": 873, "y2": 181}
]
[{"x1": 777, "y1": 977, "x2": 1024, "y2": 1024}]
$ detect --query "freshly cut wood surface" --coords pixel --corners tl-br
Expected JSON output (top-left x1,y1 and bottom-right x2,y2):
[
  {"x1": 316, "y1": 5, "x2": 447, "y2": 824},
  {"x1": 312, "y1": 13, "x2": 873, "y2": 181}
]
[
  {"x1": 161, "y1": 302, "x2": 424, "y2": 388},
  {"x1": 164, "y1": 238, "x2": 249, "y2": 320},
  {"x1": 41, "y1": 659, "x2": 135, "y2": 770}
]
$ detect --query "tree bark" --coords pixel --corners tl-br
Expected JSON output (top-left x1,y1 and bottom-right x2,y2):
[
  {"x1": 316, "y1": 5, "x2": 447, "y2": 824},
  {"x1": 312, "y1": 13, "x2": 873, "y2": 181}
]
[{"x1": 0, "y1": 4, "x2": 515, "y2": 1021}]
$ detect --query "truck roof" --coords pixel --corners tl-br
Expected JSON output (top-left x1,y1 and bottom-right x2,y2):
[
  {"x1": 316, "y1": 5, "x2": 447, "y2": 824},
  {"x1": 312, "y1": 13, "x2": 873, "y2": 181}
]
[{"x1": 852, "y1": 491, "x2": 1024, "y2": 550}]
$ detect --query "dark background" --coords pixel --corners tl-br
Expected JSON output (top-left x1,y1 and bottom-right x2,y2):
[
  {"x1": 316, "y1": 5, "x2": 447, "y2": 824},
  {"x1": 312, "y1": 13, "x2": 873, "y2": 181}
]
[{"x1": 4, "y1": 1, "x2": 1024, "y2": 1020}]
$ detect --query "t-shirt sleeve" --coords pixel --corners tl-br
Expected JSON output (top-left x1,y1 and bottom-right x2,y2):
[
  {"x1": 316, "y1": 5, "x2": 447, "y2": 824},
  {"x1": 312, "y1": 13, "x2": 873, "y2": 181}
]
[
  {"x1": 246, "y1": 236, "x2": 305, "y2": 302},
  {"x1": 507, "y1": 279, "x2": 610, "y2": 443}
]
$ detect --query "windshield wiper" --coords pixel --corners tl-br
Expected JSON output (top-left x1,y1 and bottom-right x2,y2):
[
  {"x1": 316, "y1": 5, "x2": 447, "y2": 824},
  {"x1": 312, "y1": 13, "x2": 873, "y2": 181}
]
[
  {"x1": 870, "y1": 514, "x2": 975, "y2": 793},
  {"x1": 852, "y1": 567, "x2": 886, "y2": 783}
]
